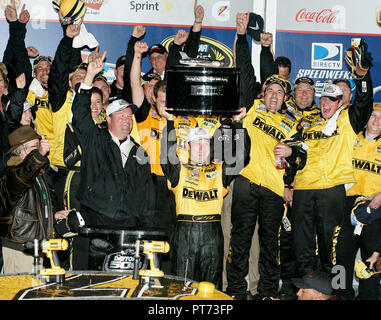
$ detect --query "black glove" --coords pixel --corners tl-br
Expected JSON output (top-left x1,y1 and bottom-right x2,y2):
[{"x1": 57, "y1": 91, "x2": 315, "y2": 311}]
[
  {"x1": 54, "y1": 210, "x2": 84, "y2": 238},
  {"x1": 345, "y1": 38, "x2": 373, "y2": 80}
]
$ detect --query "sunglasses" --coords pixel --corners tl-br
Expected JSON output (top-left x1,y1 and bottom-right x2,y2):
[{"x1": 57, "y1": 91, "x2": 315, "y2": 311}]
[{"x1": 33, "y1": 56, "x2": 53, "y2": 67}]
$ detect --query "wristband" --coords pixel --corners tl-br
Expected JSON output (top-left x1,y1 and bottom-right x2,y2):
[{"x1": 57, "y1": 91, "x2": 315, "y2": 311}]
[{"x1": 285, "y1": 185, "x2": 293, "y2": 189}]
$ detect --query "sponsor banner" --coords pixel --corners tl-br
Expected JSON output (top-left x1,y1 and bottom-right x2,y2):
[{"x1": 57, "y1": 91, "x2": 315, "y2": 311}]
[
  {"x1": 0, "y1": 0, "x2": 247, "y2": 82},
  {"x1": 276, "y1": 32, "x2": 381, "y2": 103},
  {"x1": 0, "y1": 0, "x2": 253, "y2": 28},
  {"x1": 275, "y1": 0, "x2": 381, "y2": 104},
  {"x1": 277, "y1": 0, "x2": 381, "y2": 34}
]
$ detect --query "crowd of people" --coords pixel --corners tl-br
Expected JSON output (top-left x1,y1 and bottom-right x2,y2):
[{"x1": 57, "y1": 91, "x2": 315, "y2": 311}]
[{"x1": 0, "y1": 0, "x2": 380, "y2": 301}]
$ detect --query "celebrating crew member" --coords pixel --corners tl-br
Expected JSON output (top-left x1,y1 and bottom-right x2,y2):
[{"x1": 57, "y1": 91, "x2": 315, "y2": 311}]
[
  {"x1": 226, "y1": 13, "x2": 307, "y2": 300},
  {"x1": 160, "y1": 103, "x2": 249, "y2": 289},
  {"x1": 57, "y1": 51, "x2": 156, "y2": 268},
  {"x1": 291, "y1": 39, "x2": 374, "y2": 278},
  {"x1": 334, "y1": 103, "x2": 381, "y2": 300}
]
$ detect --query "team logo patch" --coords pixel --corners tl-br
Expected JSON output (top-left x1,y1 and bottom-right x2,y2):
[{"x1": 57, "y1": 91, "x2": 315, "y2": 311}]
[
  {"x1": 280, "y1": 123, "x2": 291, "y2": 133},
  {"x1": 256, "y1": 103, "x2": 266, "y2": 112},
  {"x1": 354, "y1": 140, "x2": 362, "y2": 147},
  {"x1": 206, "y1": 171, "x2": 219, "y2": 179}
]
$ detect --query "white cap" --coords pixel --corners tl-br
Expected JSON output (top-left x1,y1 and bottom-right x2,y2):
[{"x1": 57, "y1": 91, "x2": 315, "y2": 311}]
[
  {"x1": 186, "y1": 127, "x2": 210, "y2": 143},
  {"x1": 23, "y1": 101, "x2": 33, "y2": 112},
  {"x1": 320, "y1": 83, "x2": 343, "y2": 101},
  {"x1": 106, "y1": 99, "x2": 137, "y2": 116}
]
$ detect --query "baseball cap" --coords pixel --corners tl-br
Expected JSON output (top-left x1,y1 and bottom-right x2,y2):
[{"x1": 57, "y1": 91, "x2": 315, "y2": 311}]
[
  {"x1": 351, "y1": 198, "x2": 381, "y2": 225},
  {"x1": 106, "y1": 99, "x2": 138, "y2": 116},
  {"x1": 247, "y1": 12, "x2": 264, "y2": 41},
  {"x1": 142, "y1": 71, "x2": 162, "y2": 83},
  {"x1": 7, "y1": 125, "x2": 41, "y2": 155},
  {"x1": 187, "y1": 127, "x2": 210, "y2": 143},
  {"x1": 294, "y1": 77, "x2": 315, "y2": 91},
  {"x1": 93, "y1": 73, "x2": 110, "y2": 87},
  {"x1": 69, "y1": 62, "x2": 88, "y2": 80},
  {"x1": 373, "y1": 102, "x2": 381, "y2": 111},
  {"x1": 148, "y1": 44, "x2": 168, "y2": 57},
  {"x1": 333, "y1": 78, "x2": 352, "y2": 90},
  {"x1": 23, "y1": 101, "x2": 33, "y2": 112},
  {"x1": 292, "y1": 271, "x2": 333, "y2": 295},
  {"x1": 320, "y1": 83, "x2": 343, "y2": 101},
  {"x1": 263, "y1": 75, "x2": 289, "y2": 94},
  {"x1": 33, "y1": 56, "x2": 53, "y2": 69},
  {"x1": 115, "y1": 55, "x2": 126, "y2": 68}
]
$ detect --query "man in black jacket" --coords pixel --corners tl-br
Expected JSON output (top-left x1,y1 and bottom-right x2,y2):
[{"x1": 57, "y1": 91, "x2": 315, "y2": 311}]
[
  {"x1": 71, "y1": 51, "x2": 156, "y2": 230},
  {"x1": 1, "y1": 126, "x2": 69, "y2": 274}
]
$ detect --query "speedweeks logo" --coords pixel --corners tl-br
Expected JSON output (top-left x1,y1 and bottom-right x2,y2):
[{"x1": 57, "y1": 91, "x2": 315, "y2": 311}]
[
  {"x1": 311, "y1": 43, "x2": 343, "y2": 70},
  {"x1": 295, "y1": 41, "x2": 352, "y2": 98}
]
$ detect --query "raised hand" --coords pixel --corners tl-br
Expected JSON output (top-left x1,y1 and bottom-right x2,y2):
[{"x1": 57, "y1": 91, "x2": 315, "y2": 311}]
[
  {"x1": 5, "y1": 0, "x2": 18, "y2": 23},
  {"x1": 174, "y1": 29, "x2": 189, "y2": 46},
  {"x1": 134, "y1": 41, "x2": 148, "y2": 55},
  {"x1": 87, "y1": 51, "x2": 107, "y2": 77},
  {"x1": 88, "y1": 46, "x2": 102, "y2": 64},
  {"x1": 18, "y1": 4, "x2": 30, "y2": 24},
  {"x1": 132, "y1": 25, "x2": 146, "y2": 39},
  {"x1": 26, "y1": 46, "x2": 39, "y2": 58},
  {"x1": 260, "y1": 32, "x2": 273, "y2": 47},
  {"x1": 194, "y1": 0, "x2": 204, "y2": 23},
  {"x1": 236, "y1": 12, "x2": 250, "y2": 35},
  {"x1": 66, "y1": 19, "x2": 82, "y2": 38}
]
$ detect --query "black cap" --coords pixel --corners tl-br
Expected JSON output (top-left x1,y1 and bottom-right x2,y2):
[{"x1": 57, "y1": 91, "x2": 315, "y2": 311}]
[
  {"x1": 353, "y1": 198, "x2": 381, "y2": 225},
  {"x1": 292, "y1": 271, "x2": 332, "y2": 295},
  {"x1": 116, "y1": 55, "x2": 126, "y2": 68},
  {"x1": 148, "y1": 44, "x2": 168, "y2": 57},
  {"x1": 333, "y1": 78, "x2": 351, "y2": 90},
  {"x1": 247, "y1": 12, "x2": 264, "y2": 41},
  {"x1": 142, "y1": 70, "x2": 162, "y2": 82}
]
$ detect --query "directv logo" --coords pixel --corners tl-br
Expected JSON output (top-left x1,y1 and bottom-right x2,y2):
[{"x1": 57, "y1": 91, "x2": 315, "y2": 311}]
[{"x1": 311, "y1": 43, "x2": 343, "y2": 70}]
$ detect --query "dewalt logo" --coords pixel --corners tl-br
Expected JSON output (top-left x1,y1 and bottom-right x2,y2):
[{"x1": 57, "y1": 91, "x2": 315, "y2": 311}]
[
  {"x1": 182, "y1": 187, "x2": 218, "y2": 201},
  {"x1": 161, "y1": 36, "x2": 234, "y2": 67},
  {"x1": 302, "y1": 130, "x2": 338, "y2": 140},
  {"x1": 352, "y1": 158, "x2": 381, "y2": 174},
  {"x1": 252, "y1": 117, "x2": 286, "y2": 142}
]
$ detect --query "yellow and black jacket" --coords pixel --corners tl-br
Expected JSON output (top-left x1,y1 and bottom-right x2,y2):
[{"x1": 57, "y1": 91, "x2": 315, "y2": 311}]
[
  {"x1": 161, "y1": 120, "x2": 250, "y2": 218},
  {"x1": 240, "y1": 98, "x2": 304, "y2": 197},
  {"x1": 26, "y1": 87, "x2": 55, "y2": 163},
  {"x1": 294, "y1": 72, "x2": 373, "y2": 190},
  {"x1": 48, "y1": 34, "x2": 82, "y2": 169},
  {"x1": 347, "y1": 132, "x2": 381, "y2": 197},
  {"x1": 134, "y1": 98, "x2": 222, "y2": 176}
]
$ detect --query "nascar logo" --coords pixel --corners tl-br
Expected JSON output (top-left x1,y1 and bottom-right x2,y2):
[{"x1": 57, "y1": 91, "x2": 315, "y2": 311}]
[{"x1": 311, "y1": 43, "x2": 343, "y2": 70}]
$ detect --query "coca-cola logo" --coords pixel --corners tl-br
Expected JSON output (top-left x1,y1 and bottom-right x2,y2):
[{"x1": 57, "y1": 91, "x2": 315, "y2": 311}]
[
  {"x1": 296, "y1": 8, "x2": 339, "y2": 24},
  {"x1": 84, "y1": 0, "x2": 105, "y2": 11}
]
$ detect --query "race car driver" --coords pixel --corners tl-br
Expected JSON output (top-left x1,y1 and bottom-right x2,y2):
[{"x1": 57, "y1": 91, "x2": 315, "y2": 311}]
[{"x1": 159, "y1": 105, "x2": 249, "y2": 290}]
